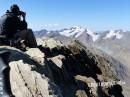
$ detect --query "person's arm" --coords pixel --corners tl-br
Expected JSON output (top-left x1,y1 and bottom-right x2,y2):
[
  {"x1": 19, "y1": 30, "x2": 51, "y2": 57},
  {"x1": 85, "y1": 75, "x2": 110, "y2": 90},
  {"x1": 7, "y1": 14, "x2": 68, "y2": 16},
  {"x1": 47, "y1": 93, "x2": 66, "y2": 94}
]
[
  {"x1": 20, "y1": 20, "x2": 28, "y2": 30},
  {"x1": 21, "y1": 12, "x2": 28, "y2": 30},
  {"x1": 18, "y1": 12, "x2": 28, "y2": 31}
]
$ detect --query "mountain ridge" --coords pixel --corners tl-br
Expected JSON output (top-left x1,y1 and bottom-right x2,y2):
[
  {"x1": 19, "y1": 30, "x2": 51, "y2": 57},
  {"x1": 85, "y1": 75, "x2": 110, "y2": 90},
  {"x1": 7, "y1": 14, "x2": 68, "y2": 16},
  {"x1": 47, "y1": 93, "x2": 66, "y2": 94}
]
[{"x1": 0, "y1": 38, "x2": 128, "y2": 97}]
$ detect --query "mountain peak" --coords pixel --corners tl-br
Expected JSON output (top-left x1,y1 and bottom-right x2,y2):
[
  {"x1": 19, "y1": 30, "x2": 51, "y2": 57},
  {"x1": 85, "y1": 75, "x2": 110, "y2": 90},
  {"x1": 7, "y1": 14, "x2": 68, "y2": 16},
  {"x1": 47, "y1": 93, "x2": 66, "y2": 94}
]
[
  {"x1": 104, "y1": 30, "x2": 123, "y2": 39},
  {"x1": 59, "y1": 26, "x2": 86, "y2": 38}
]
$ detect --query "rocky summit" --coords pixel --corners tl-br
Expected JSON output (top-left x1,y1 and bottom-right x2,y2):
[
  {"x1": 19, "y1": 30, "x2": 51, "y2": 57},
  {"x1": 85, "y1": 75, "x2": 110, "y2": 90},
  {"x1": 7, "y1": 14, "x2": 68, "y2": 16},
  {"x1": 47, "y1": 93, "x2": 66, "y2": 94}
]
[{"x1": 0, "y1": 38, "x2": 126, "y2": 97}]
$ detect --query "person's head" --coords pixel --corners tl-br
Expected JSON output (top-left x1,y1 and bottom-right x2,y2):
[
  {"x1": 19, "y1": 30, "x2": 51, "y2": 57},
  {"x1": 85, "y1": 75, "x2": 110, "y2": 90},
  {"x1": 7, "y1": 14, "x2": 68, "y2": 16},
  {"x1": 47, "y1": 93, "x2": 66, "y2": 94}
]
[{"x1": 10, "y1": 4, "x2": 20, "y2": 15}]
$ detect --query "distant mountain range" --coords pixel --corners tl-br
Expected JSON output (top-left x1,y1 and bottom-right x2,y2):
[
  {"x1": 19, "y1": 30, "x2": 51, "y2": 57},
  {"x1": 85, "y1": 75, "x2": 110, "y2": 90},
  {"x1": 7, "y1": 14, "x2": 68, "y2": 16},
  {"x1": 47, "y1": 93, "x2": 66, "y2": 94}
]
[
  {"x1": 35, "y1": 26, "x2": 98, "y2": 43},
  {"x1": 35, "y1": 26, "x2": 129, "y2": 42}
]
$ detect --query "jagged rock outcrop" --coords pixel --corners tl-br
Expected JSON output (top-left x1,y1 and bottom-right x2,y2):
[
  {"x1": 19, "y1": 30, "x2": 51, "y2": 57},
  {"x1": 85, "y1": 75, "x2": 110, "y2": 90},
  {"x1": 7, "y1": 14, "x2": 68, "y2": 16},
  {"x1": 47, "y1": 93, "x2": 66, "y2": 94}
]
[{"x1": 0, "y1": 38, "x2": 126, "y2": 97}]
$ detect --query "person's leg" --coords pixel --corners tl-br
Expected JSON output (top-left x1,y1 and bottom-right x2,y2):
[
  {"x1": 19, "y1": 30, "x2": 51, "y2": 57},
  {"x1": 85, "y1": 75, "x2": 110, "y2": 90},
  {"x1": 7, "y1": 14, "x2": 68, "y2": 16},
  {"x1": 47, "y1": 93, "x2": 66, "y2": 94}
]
[
  {"x1": 15, "y1": 29, "x2": 37, "y2": 48},
  {"x1": 26, "y1": 29, "x2": 37, "y2": 48}
]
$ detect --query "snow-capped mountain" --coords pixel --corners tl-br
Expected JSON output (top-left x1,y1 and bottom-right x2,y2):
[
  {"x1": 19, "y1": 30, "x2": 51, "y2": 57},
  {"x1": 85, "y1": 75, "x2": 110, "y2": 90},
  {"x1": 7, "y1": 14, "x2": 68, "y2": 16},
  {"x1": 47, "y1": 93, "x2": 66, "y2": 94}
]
[
  {"x1": 59, "y1": 26, "x2": 86, "y2": 38},
  {"x1": 35, "y1": 26, "x2": 128, "y2": 43},
  {"x1": 34, "y1": 27, "x2": 129, "y2": 44},
  {"x1": 95, "y1": 30, "x2": 130, "y2": 74},
  {"x1": 35, "y1": 26, "x2": 100, "y2": 42},
  {"x1": 103, "y1": 30, "x2": 123, "y2": 39}
]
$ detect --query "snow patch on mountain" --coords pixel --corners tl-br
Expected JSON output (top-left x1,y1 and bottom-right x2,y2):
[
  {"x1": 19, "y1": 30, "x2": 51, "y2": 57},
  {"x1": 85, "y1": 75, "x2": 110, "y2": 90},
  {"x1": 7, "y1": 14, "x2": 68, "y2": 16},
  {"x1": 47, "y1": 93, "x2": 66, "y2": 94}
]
[
  {"x1": 86, "y1": 29, "x2": 99, "y2": 42},
  {"x1": 59, "y1": 26, "x2": 85, "y2": 38},
  {"x1": 58, "y1": 26, "x2": 99, "y2": 41},
  {"x1": 47, "y1": 31, "x2": 51, "y2": 34},
  {"x1": 104, "y1": 30, "x2": 123, "y2": 39}
]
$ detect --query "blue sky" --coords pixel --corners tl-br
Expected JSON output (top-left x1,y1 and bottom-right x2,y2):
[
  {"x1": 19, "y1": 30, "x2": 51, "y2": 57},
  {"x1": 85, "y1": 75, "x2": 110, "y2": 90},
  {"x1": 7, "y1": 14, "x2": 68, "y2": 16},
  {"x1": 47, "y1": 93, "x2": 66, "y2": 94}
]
[{"x1": 0, "y1": 0, "x2": 130, "y2": 31}]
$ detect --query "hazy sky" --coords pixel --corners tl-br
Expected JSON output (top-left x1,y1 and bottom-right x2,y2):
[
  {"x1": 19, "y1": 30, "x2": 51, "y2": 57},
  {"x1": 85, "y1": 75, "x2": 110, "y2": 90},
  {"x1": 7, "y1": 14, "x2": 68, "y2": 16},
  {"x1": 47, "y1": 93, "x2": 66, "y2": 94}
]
[{"x1": 0, "y1": 0, "x2": 129, "y2": 31}]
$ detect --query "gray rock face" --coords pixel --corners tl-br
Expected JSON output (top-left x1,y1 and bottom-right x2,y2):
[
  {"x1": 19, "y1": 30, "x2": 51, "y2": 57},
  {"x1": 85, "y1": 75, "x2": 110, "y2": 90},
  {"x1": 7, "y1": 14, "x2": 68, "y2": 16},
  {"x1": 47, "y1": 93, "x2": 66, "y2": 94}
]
[
  {"x1": 0, "y1": 46, "x2": 62, "y2": 97},
  {"x1": 0, "y1": 38, "x2": 126, "y2": 97},
  {"x1": 10, "y1": 60, "x2": 51, "y2": 97}
]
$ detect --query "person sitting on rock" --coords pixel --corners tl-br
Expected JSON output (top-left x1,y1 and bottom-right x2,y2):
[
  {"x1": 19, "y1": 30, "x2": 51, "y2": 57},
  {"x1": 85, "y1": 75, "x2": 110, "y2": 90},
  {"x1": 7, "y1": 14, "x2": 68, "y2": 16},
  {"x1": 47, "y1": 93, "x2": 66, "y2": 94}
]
[{"x1": 0, "y1": 4, "x2": 37, "y2": 48}]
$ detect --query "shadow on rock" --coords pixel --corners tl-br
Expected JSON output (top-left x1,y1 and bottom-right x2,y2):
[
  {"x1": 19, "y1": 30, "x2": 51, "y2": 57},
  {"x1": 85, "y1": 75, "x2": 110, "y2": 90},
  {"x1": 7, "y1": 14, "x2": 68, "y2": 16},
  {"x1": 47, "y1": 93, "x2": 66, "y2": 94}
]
[{"x1": 108, "y1": 84, "x2": 124, "y2": 97}]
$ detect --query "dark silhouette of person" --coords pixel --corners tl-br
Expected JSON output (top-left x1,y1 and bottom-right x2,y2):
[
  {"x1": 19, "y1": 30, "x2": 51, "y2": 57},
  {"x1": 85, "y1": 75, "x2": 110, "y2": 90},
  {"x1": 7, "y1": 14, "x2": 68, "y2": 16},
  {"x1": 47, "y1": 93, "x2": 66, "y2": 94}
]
[{"x1": 0, "y1": 4, "x2": 37, "y2": 48}]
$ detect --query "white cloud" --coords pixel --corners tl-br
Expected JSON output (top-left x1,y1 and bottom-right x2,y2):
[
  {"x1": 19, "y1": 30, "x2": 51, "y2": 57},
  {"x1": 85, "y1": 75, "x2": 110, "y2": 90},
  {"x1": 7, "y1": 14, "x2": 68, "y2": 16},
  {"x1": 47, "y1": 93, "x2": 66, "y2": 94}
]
[{"x1": 44, "y1": 23, "x2": 59, "y2": 27}]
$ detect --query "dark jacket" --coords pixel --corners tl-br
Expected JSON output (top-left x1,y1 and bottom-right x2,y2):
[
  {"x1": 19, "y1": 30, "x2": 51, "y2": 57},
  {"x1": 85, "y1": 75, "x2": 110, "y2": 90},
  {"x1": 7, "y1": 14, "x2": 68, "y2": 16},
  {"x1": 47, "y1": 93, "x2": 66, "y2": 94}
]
[{"x1": 0, "y1": 12, "x2": 27, "y2": 39}]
